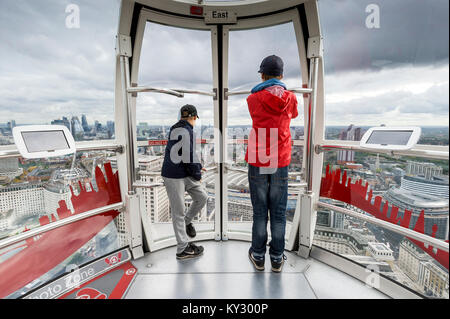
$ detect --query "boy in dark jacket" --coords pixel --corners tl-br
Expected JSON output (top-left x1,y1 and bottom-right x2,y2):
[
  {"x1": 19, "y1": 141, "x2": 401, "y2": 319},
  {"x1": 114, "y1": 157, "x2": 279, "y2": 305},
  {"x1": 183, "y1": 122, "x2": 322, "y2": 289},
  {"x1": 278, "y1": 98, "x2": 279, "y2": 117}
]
[
  {"x1": 246, "y1": 55, "x2": 298, "y2": 272},
  {"x1": 161, "y1": 104, "x2": 208, "y2": 259}
]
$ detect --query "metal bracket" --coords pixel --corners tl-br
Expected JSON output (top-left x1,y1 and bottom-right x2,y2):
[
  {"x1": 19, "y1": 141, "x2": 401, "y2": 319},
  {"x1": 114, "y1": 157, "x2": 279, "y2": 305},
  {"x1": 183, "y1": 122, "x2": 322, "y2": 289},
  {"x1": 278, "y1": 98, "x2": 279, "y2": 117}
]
[
  {"x1": 116, "y1": 34, "x2": 132, "y2": 58},
  {"x1": 307, "y1": 36, "x2": 323, "y2": 59},
  {"x1": 222, "y1": 232, "x2": 229, "y2": 241},
  {"x1": 297, "y1": 244, "x2": 311, "y2": 259},
  {"x1": 131, "y1": 83, "x2": 138, "y2": 97},
  {"x1": 224, "y1": 88, "x2": 228, "y2": 100},
  {"x1": 213, "y1": 88, "x2": 218, "y2": 101},
  {"x1": 116, "y1": 145, "x2": 125, "y2": 154},
  {"x1": 315, "y1": 145, "x2": 323, "y2": 155}
]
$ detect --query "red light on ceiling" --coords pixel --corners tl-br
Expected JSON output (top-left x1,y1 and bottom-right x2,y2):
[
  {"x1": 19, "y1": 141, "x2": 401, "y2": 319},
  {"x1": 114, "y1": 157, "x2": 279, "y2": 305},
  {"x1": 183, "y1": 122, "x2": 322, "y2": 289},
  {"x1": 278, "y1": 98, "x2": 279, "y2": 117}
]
[{"x1": 190, "y1": 6, "x2": 204, "y2": 16}]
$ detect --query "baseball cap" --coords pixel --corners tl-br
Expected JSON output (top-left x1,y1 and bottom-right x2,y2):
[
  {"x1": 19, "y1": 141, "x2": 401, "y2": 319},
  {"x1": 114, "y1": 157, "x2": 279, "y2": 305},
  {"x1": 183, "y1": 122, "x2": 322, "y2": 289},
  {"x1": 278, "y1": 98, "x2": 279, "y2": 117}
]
[
  {"x1": 258, "y1": 55, "x2": 284, "y2": 76},
  {"x1": 180, "y1": 104, "x2": 199, "y2": 119}
]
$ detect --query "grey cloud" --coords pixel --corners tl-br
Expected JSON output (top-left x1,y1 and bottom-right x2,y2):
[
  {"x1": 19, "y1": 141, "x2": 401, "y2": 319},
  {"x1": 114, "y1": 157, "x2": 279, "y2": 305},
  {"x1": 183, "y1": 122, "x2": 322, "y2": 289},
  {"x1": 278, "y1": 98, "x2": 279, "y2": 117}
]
[
  {"x1": 0, "y1": 0, "x2": 120, "y2": 124},
  {"x1": 318, "y1": 0, "x2": 449, "y2": 73},
  {"x1": 0, "y1": 0, "x2": 448, "y2": 127}
]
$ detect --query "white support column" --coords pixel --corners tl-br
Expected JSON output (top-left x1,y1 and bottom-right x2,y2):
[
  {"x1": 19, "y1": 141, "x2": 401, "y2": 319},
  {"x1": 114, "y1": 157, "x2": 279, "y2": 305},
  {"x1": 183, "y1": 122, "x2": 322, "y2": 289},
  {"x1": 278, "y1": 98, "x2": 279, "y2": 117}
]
[
  {"x1": 115, "y1": 26, "x2": 144, "y2": 259},
  {"x1": 126, "y1": 192, "x2": 144, "y2": 259},
  {"x1": 297, "y1": 0, "x2": 325, "y2": 259}
]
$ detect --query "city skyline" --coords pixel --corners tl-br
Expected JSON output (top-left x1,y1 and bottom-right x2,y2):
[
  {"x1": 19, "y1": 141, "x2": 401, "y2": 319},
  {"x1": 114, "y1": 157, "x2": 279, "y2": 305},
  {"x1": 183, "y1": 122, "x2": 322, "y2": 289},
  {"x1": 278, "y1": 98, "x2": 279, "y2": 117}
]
[
  {"x1": 0, "y1": 0, "x2": 448, "y2": 300},
  {"x1": 1, "y1": 148, "x2": 448, "y2": 298},
  {"x1": 0, "y1": 0, "x2": 448, "y2": 126}
]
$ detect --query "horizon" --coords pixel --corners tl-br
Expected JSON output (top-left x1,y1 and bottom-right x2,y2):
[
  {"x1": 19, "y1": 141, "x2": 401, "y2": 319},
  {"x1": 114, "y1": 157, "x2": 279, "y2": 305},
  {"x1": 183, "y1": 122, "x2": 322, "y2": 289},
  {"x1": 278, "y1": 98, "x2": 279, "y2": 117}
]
[{"x1": 0, "y1": 0, "x2": 448, "y2": 127}]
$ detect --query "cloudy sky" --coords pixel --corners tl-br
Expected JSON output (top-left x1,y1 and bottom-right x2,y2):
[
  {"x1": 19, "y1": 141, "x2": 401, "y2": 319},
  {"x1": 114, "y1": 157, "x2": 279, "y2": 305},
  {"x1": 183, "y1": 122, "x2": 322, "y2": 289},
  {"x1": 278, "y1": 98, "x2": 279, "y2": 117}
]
[{"x1": 0, "y1": 0, "x2": 448, "y2": 128}]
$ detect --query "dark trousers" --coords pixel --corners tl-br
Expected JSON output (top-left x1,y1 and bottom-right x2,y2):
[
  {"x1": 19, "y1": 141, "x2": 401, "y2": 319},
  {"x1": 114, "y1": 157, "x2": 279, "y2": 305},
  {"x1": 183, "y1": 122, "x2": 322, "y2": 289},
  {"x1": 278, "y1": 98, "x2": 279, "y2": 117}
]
[{"x1": 248, "y1": 164, "x2": 288, "y2": 262}]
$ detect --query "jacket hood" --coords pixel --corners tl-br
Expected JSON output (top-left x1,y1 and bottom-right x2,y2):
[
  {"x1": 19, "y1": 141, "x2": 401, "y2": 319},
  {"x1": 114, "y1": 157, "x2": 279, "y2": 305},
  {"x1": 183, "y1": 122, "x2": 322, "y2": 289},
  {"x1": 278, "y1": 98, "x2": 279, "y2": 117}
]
[
  {"x1": 171, "y1": 119, "x2": 192, "y2": 131},
  {"x1": 255, "y1": 86, "x2": 292, "y2": 115}
]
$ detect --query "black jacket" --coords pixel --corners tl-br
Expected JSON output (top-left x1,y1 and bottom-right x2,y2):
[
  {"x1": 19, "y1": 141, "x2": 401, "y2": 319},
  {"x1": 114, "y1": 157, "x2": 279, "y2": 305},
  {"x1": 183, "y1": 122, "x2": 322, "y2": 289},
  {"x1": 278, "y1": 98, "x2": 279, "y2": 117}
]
[{"x1": 161, "y1": 120, "x2": 202, "y2": 181}]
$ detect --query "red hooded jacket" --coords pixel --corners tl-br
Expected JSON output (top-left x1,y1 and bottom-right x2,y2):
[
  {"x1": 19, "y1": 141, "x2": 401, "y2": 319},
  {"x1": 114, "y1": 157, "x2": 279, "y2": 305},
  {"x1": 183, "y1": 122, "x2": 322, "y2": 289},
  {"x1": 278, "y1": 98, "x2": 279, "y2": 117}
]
[{"x1": 245, "y1": 85, "x2": 298, "y2": 168}]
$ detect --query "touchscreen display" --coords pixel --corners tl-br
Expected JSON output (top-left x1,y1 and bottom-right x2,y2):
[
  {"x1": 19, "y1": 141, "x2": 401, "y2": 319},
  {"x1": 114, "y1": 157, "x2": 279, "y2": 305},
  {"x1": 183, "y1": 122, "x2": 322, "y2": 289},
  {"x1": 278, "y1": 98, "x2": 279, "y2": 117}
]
[
  {"x1": 21, "y1": 130, "x2": 70, "y2": 153},
  {"x1": 366, "y1": 130, "x2": 413, "y2": 145}
]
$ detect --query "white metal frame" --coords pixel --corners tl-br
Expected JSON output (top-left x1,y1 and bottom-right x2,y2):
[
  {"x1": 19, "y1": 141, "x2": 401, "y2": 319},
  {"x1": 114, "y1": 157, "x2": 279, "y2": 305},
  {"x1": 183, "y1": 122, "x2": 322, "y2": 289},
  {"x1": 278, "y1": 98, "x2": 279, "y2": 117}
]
[
  {"x1": 115, "y1": 3, "x2": 448, "y2": 300},
  {"x1": 121, "y1": 1, "x2": 314, "y2": 252},
  {"x1": 128, "y1": 7, "x2": 221, "y2": 252},
  {"x1": 222, "y1": 8, "x2": 312, "y2": 252},
  {"x1": 134, "y1": 0, "x2": 309, "y2": 19},
  {"x1": 0, "y1": 0, "x2": 446, "y2": 299}
]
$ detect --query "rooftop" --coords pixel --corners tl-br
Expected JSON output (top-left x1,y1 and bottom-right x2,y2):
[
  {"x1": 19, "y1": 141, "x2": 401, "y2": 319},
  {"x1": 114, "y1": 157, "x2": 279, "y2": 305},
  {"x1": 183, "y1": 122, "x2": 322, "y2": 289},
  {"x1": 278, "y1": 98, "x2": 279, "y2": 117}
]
[
  {"x1": 385, "y1": 187, "x2": 449, "y2": 209},
  {"x1": 404, "y1": 175, "x2": 449, "y2": 186}
]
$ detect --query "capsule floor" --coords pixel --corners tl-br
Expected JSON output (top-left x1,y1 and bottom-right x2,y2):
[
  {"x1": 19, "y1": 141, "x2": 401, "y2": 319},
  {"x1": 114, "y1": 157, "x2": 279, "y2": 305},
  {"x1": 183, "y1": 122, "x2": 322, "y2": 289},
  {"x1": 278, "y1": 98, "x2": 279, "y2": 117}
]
[{"x1": 124, "y1": 240, "x2": 389, "y2": 299}]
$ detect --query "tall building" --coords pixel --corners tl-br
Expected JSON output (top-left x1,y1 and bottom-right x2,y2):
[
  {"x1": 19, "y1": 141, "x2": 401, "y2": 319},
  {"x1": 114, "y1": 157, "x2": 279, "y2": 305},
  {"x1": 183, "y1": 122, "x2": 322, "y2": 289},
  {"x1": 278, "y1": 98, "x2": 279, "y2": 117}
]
[
  {"x1": 316, "y1": 200, "x2": 345, "y2": 230},
  {"x1": 113, "y1": 212, "x2": 129, "y2": 248},
  {"x1": 399, "y1": 238, "x2": 449, "y2": 298},
  {"x1": 43, "y1": 168, "x2": 90, "y2": 215},
  {"x1": 43, "y1": 181, "x2": 74, "y2": 216},
  {"x1": 140, "y1": 172, "x2": 170, "y2": 223},
  {"x1": 81, "y1": 114, "x2": 90, "y2": 133},
  {"x1": 51, "y1": 117, "x2": 70, "y2": 130},
  {"x1": 7, "y1": 120, "x2": 16, "y2": 131},
  {"x1": 398, "y1": 238, "x2": 429, "y2": 283},
  {"x1": 420, "y1": 259, "x2": 449, "y2": 298},
  {"x1": 0, "y1": 158, "x2": 23, "y2": 183},
  {"x1": 106, "y1": 121, "x2": 115, "y2": 138},
  {"x1": 337, "y1": 124, "x2": 363, "y2": 165},
  {"x1": 367, "y1": 242, "x2": 395, "y2": 263},
  {"x1": 94, "y1": 120, "x2": 102, "y2": 133},
  {"x1": 136, "y1": 156, "x2": 169, "y2": 223},
  {"x1": 313, "y1": 225, "x2": 368, "y2": 255},
  {"x1": 71, "y1": 116, "x2": 84, "y2": 137},
  {"x1": 407, "y1": 161, "x2": 444, "y2": 180},
  {"x1": 0, "y1": 183, "x2": 45, "y2": 221}
]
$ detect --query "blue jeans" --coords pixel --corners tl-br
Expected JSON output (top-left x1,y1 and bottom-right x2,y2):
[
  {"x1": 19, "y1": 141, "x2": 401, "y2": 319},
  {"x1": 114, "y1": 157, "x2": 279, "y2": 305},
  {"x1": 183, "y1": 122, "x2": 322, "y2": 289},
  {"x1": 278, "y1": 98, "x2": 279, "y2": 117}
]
[{"x1": 248, "y1": 164, "x2": 288, "y2": 262}]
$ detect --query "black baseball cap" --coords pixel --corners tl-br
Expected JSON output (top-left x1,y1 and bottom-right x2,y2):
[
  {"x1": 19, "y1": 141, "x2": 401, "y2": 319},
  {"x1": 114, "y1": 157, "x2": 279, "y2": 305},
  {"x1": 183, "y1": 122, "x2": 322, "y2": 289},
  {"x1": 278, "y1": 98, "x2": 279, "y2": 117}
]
[
  {"x1": 258, "y1": 55, "x2": 284, "y2": 76},
  {"x1": 180, "y1": 104, "x2": 199, "y2": 119}
]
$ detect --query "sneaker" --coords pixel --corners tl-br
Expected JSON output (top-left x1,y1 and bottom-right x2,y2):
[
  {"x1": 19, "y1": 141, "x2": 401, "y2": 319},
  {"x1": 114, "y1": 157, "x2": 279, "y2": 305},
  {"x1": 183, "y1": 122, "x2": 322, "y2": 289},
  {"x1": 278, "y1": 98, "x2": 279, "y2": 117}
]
[
  {"x1": 186, "y1": 223, "x2": 196, "y2": 238},
  {"x1": 271, "y1": 255, "x2": 287, "y2": 273},
  {"x1": 176, "y1": 243, "x2": 204, "y2": 260},
  {"x1": 248, "y1": 249, "x2": 265, "y2": 271}
]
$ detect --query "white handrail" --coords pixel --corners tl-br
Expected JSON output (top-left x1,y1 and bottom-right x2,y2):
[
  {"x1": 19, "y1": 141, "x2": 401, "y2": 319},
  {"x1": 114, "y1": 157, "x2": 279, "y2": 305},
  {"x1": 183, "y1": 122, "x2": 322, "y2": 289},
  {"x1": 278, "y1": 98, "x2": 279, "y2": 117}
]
[
  {"x1": 127, "y1": 86, "x2": 184, "y2": 97},
  {"x1": 226, "y1": 87, "x2": 313, "y2": 97},
  {"x1": 317, "y1": 201, "x2": 449, "y2": 253},
  {"x1": 0, "y1": 202, "x2": 125, "y2": 251},
  {"x1": 317, "y1": 143, "x2": 449, "y2": 161}
]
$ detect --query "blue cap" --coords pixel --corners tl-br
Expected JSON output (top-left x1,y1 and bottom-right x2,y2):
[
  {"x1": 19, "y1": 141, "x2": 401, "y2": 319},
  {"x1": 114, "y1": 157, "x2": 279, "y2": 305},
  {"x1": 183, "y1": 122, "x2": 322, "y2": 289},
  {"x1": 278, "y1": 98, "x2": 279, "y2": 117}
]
[{"x1": 258, "y1": 55, "x2": 284, "y2": 76}]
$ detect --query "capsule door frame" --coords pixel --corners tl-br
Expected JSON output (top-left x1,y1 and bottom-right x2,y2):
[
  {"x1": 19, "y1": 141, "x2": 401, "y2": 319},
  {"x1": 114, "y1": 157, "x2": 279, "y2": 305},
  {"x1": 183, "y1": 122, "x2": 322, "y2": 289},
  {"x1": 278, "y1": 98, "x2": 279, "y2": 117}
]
[
  {"x1": 130, "y1": 8, "x2": 222, "y2": 252},
  {"x1": 126, "y1": 4, "x2": 324, "y2": 253},
  {"x1": 221, "y1": 8, "x2": 312, "y2": 251}
]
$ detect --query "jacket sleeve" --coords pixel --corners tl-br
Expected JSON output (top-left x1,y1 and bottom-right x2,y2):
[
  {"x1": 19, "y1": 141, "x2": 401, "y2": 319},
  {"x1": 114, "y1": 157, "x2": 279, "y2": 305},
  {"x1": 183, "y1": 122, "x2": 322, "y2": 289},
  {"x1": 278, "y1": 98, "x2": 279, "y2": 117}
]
[
  {"x1": 183, "y1": 128, "x2": 203, "y2": 181},
  {"x1": 291, "y1": 93, "x2": 299, "y2": 119}
]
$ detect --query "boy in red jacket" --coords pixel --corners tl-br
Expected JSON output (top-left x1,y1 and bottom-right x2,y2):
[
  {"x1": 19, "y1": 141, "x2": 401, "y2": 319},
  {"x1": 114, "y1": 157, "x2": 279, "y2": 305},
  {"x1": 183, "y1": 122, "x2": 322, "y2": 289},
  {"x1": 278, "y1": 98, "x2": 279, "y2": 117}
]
[{"x1": 245, "y1": 55, "x2": 298, "y2": 272}]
